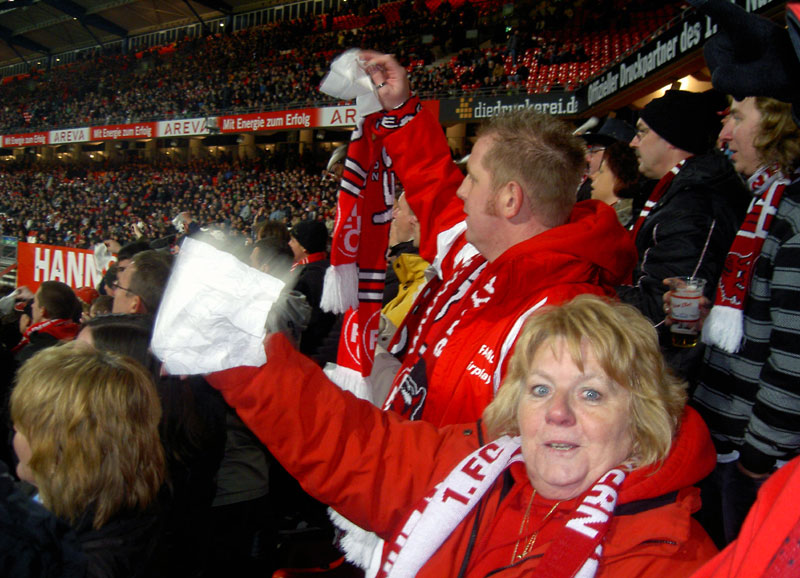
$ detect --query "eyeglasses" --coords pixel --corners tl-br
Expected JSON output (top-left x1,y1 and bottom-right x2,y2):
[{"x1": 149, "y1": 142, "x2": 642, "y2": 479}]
[{"x1": 112, "y1": 280, "x2": 136, "y2": 296}]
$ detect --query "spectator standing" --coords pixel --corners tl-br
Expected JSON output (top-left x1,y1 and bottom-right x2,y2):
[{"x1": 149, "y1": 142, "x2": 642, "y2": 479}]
[
  {"x1": 10, "y1": 344, "x2": 165, "y2": 578},
  {"x1": 112, "y1": 250, "x2": 173, "y2": 315},
  {"x1": 691, "y1": 96, "x2": 800, "y2": 547},
  {"x1": 12, "y1": 281, "x2": 80, "y2": 363},
  {"x1": 362, "y1": 51, "x2": 637, "y2": 427},
  {"x1": 289, "y1": 220, "x2": 339, "y2": 364},
  {"x1": 618, "y1": 90, "x2": 750, "y2": 379}
]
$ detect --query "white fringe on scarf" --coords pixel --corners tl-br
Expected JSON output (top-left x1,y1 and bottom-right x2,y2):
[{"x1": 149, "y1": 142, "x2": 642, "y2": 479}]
[
  {"x1": 323, "y1": 360, "x2": 384, "y2": 577},
  {"x1": 323, "y1": 362, "x2": 373, "y2": 403},
  {"x1": 328, "y1": 509, "x2": 385, "y2": 577},
  {"x1": 321, "y1": 262, "x2": 359, "y2": 314},
  {"x1": 702, "y1": 305, "x2": 744, "y2": 353}
]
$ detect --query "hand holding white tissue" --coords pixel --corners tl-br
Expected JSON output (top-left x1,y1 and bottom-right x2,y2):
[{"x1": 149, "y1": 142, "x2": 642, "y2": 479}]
[
  {"x1": 92, "y1": 242, "x2": 116, "y2": 276},
  {"x1": 319, "y1": 49, "x2": 383, "y2": 117},
  {"x1": 151, "y1": 237, "x2": 285, "y2": 374}
]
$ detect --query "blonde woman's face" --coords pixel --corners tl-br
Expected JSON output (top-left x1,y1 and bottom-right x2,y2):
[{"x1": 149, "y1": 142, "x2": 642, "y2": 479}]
[{"x1": 517, "y1": 339, "x2": 633, "y2": 500}]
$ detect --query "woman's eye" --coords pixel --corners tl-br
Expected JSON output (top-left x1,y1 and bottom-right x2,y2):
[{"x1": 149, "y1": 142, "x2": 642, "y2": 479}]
[
  {"x1": 583, "y1": 389, "x2": 601, "y2": 401},
  {"x1": 531, "y1": 385, "x2": 550, "y2": 397}
]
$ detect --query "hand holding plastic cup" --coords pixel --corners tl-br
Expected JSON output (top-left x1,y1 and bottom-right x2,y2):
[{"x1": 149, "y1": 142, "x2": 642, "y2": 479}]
[{"x1": 667, "y1": 276, "x2": 707, "y2": 347}]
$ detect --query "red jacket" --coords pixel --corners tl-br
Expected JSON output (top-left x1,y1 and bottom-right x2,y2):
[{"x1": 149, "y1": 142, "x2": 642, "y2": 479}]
[
  {"x1": 691, "y1": 457, "x2": 800, "y2": 577},
  {"x1": 208, "y1": 335, "x2": 718, "y2": 578},
  {"x1": 380, "y1": 104, "x2": 637, "y2": 426}
]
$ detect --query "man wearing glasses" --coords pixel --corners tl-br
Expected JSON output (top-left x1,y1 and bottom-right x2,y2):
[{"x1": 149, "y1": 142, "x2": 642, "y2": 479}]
[{"x1": 112, "y1": 250, "x2": 173, "y2": 316}]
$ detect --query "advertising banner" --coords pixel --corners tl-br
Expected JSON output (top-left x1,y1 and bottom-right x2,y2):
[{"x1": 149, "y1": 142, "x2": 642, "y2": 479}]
[
  {"x1": 2, "y1": 132, "x2": 48, "y2": 148},
  {"x1": 49, "y1": 127, "x2": 90, "y2": 145},
  {"x1": 580, "y1": 0, "x2": 787, "y2": 108},
  {"x1": 16, "y1": 242, "x2": 107, "y2": 292},
  {"x1": 90, "y1": 122, "x2": 157, "y2": 141},
  {"x1": 217, "y1": 100, "x2": 441, "y2": 132},
  {"x1": 217, "y1": 109, "x2": 319, "y2": 133},
  {"x1": 157, "y1": 117, "x2": 210, "y2": 137},
  {"x1": 438, "y1": 92, "x2": 585, "y2": 122}
]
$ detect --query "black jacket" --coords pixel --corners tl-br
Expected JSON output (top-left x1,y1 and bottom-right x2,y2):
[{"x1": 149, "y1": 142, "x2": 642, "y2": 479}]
[
  {"x1": 617, "y1": 152, "x2": 749, "y2": 324},
  {"x1": 0, "y1": 461, "x2": 86, "y2": 578},
  {"x1": 294, "y1": 258, "x2": 340, "y2": 365}
]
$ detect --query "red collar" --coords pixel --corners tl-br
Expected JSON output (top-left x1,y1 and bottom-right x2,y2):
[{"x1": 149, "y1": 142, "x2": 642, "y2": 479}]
[
  {"x1": 13, "y1": 317, "x2": 80, "y2": 353},
  {"x1": 291, "y1": 251, "x2": 327, "y2": 271}
]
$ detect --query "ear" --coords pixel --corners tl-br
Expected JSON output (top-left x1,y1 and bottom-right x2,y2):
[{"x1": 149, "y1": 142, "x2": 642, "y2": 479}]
[
  {"x1": 130, "y1": 295, "x2": 145, "y2": 314},
  {"x1": 498, "y1": 181, "x2": 526, "y2": 219}
]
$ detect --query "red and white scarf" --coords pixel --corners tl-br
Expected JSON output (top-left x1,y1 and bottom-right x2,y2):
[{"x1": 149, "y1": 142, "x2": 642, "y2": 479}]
[
  {"x1": 702, "y1": 164, "x2": 787, "y2": 353},
  {"x1": 290, "y1": 251, "x2": 327, "y2": 272},
  {"x1": 629, "y1": 159, "x2": 687, "y2": 238},
  {"x1": 378, "y1": 436, "x2": 625, "y2": 578},
  {"x1": 322, "y1": 98, "x2": 421, "y2": 399},
  {"x1": 12, "y1": 317, "x2": 80, "y2": 353}
]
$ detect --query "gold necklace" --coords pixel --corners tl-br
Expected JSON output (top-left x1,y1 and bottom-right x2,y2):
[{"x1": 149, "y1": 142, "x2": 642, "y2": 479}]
[{"x1": 510, "y1": 489, "x2": 562, "y2": 564}]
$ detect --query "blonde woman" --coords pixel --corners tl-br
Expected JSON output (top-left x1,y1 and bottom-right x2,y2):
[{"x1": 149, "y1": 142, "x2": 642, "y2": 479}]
[
  {"x1": 11, "y1": 343, "x2": 165, "y2": 578},
  {"x1": 208, "y1": 295, "x2": 719, "y2": 577}
]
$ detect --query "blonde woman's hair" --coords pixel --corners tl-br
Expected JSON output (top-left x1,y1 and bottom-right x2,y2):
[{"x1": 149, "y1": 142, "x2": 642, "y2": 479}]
[
  {"x1": 483, "y1": 295, "x2": 687, "y2": 469},
  {"x1": 11, "y1": 342, "x2": 165, "y2": 529}
]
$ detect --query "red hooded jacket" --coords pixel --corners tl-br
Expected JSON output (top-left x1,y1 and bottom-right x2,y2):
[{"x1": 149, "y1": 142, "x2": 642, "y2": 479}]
[
  {"x1": 208, "y1": 335, "x2": 718, "y2": 578},
  {"x1": 379, "y1": 104, "x2": 637, "y2": 426}
]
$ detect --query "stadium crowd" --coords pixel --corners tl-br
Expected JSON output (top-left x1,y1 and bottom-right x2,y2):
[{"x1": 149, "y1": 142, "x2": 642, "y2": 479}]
[
  {"x1": 0, "y1": 0, "x2": 677, "y2": 133},
  {"x1": 0, "y1": 159, "x2": 338, "y2": 249},
  {"x1": 3, "y1": 1, "x2": 800, "y2": 578}
]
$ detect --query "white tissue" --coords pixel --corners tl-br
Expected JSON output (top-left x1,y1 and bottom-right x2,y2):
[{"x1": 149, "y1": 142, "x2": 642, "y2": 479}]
[
  {"x1": 319, "y1": 49, "x2": 383, "y2": 117},
  {"x1": 151, "y1": 238, "x2": 285, "y2": 374},
  {"x1": 92, "y1": 242, "x2": 115, "y2": 275}
]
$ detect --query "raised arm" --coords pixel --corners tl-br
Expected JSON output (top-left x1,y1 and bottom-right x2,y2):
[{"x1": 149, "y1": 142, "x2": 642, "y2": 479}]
[
  {"x1": 205, "y1": 334, "x2": 479, "y2": 537},
  {"x1": 361, "y1": 51, "x2": 466, "y2": 267}
]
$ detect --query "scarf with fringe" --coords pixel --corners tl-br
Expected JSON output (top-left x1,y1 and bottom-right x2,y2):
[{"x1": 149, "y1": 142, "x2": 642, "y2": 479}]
[
  {"x1": 702, "y1": 164, "x2": 787, "y2": 353},
  {"x1": 321, "y1": 98, "x2": 422, "y2": 398}
]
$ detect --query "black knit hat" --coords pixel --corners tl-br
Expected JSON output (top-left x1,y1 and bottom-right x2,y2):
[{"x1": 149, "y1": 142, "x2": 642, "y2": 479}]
[
  {"x1": 291, "y1": 220, "x2": 328, "y2": 254},
  {"x1": 640, "y1": 89, "x2": 728, "y2": 155},
  {"x1": 687, "y1": 0, "x2": 800, "y2": 127}
]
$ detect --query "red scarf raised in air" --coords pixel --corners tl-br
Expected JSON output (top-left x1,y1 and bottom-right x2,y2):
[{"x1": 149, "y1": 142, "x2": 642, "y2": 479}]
[{"x1": 322, "y1": 98, "x2": 422, "y2": 399}]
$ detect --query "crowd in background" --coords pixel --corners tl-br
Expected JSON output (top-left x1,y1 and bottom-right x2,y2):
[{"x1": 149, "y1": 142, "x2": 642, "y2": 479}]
[
  {"x1": 0, "y1": 158, "x2": 339, "y2": 249},
  {"x1": 0, "y1": 0, "x2": 677, "y2": 134}
]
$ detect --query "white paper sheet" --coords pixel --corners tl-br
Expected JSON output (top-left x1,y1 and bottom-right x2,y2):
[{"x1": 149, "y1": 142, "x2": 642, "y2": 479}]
[{"x1": 151, "y1": 237, "x2": 285, "y2": 374}]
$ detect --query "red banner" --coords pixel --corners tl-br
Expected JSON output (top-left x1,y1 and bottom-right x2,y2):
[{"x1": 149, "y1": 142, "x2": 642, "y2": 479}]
[
  {"x1": 16, "y1": 242, "x2": 108, "y2": 292},
  {"x1": 2, "y1": 132, "x2": 48, "y2": 148},
  {"x1": 217, "y1": 109, "x2": 320, "y2": 133},
  {"x1": 90, "y1": 122, "x2": 157, "y2": 141}
]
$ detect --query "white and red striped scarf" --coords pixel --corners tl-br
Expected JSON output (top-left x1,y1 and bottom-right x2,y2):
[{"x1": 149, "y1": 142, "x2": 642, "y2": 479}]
[
  {"x1": 629, "y1": 159, "x2": 687, "y2": 238},
  {"x1": 703, "y1": 163, "x2": 788, "y2": 353},
  {"x1": 322, "y1": 98, "x2": 423, "y2": 399},
  {"x1": 378, "y1": 436, "x2": 625, "y2": 578}
]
